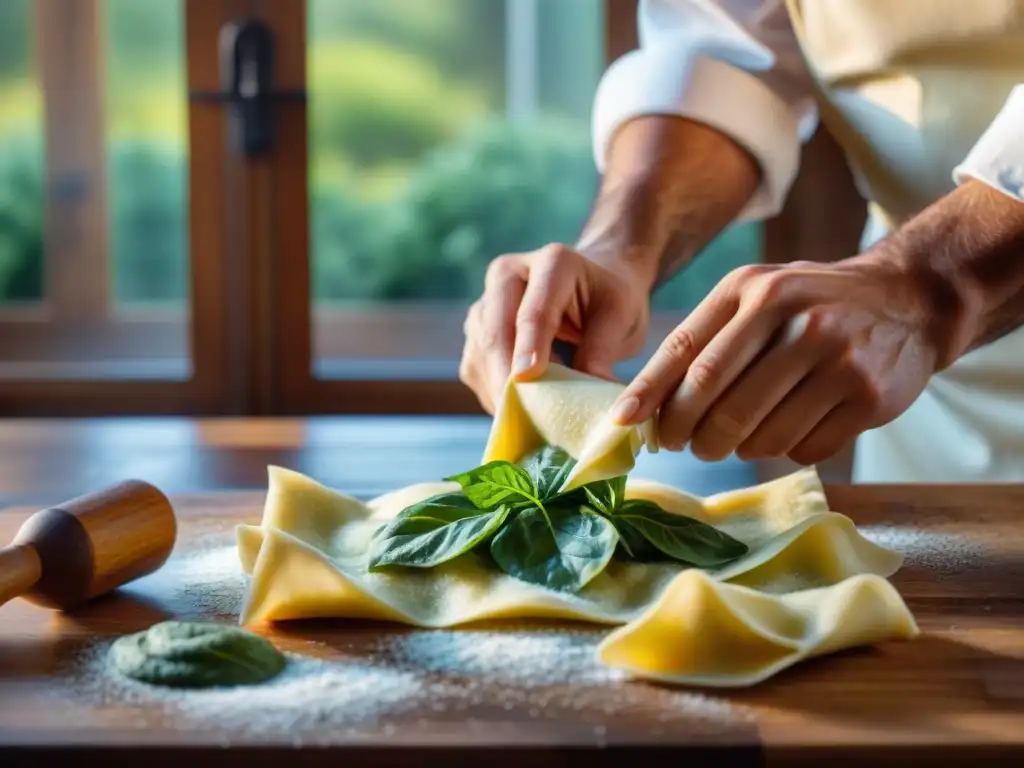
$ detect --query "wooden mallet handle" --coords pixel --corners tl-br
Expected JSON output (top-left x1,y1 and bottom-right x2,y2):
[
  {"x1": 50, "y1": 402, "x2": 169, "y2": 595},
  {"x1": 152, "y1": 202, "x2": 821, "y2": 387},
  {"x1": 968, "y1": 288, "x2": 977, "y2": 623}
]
[{"x1": 0, "y1": 480, "x2": 177, "y2": 610}]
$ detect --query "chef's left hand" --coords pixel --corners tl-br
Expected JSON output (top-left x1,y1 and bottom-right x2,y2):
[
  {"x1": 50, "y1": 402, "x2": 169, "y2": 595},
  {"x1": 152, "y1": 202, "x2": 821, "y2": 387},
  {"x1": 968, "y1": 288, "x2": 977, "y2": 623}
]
[{"x1": 608, "y1": 253, "x2": 948, "y2": 464}]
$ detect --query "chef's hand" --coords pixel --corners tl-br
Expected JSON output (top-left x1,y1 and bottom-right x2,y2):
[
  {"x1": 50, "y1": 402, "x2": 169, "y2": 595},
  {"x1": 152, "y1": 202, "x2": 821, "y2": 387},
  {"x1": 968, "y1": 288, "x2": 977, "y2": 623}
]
[
  {"x1": 460, "y1": 244, "x2": 651, "y2": 413},
  {"x1": 609, "y1": 253, "x2": 944, "y2": 465}
]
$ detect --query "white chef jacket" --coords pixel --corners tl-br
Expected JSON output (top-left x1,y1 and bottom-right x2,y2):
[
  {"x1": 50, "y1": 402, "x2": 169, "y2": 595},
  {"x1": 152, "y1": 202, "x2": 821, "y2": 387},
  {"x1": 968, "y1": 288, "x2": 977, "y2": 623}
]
[{"x1": 592, "y1": 0, "x2": 1024, "y2": 483}]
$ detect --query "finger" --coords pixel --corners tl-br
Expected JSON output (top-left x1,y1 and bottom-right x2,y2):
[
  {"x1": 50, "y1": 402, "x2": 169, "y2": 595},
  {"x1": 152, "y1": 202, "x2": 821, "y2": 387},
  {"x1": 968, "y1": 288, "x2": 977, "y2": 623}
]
[
  {"x1": 611, "y1": 288, "x2": 740, "y2": 426},
  {"x1": 656, "y1": 307, "x2": 784, "y2": 450},
  {"x1": 574, "y1": 306, "x2": 633, "y2": 381},
  {"x1": 460, "y1": 349, "x2": 495, "y2": 414},
  {"x1": 460, "y1": 302, "x2": 493, "y2": 412},
  {"x1": 482, "y1": 267, "x2": 527, "y2": 392},
  {"x1": 512, "y1": 253, "x2": 577, "y2": 381},
  {"x1": 689, "y1": 321, "x2": 820, "y2": 461},
  {"x1": 735, "y1": 365, "x2": 848, "y2": 460},
  {"x1": 787, "y1": 401, "x2": 868, "y2": 466}
]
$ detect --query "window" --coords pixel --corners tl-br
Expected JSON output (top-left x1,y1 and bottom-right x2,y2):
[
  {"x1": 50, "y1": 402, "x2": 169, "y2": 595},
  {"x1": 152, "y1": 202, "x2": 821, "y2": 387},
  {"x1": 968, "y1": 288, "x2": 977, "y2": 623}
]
[
  {"x1": 0, "y1": 0, "x2": 234, "y2": 414},
  {"x1": 0, "y1": 0, "x2": 190, "y2": 378},
  {"x1": 297, "y1": 0, "x2": 761, "y2": 410},
  {"x1": 1, "y1": 0, "x2": 856, "y2": 417},
  {"x1": 307, "y1": 0, "x2": 606, "y2": 381}
]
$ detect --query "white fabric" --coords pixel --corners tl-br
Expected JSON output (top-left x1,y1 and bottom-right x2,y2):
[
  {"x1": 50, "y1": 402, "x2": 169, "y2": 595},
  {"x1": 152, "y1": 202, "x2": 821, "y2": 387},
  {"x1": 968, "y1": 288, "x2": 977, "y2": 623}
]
[
  {"x1": 592, "y1": 0, "x2": 819, "y2": 221},
  {"x1": 953, "y1": 85, "x2": 1024, "y2": 203},
  {"x1": 595, "y1": 0, "x2": 1024, "y2": 483}
]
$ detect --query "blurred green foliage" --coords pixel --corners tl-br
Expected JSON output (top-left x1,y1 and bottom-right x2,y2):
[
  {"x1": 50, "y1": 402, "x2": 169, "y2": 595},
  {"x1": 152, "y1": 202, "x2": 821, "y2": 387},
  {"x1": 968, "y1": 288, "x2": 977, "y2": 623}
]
[
  {"x1": 0, "y1": 0, "x2": 758, "y2": 313},
  {"x1": 313, "y1": 119, "x2": 597, "y2": 302},
  {"x1": 0, "y1": 134, "x2": 43, "y2": 300}
]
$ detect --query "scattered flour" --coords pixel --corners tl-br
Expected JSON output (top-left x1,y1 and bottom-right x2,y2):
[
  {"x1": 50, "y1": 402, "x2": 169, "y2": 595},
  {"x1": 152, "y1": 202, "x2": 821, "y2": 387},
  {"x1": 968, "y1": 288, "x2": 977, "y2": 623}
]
[
  {"x1": 56, "y1": 534, "x2": 747, "y2": 740},
  {"x1": 51, "y1": 629, "x2": 746, "y2": 742},
  {"x1": 372, "y1": 627, "x2": 621, "y2": 685},
  {"x1": 56, "y1": 642, "x2": 423, "y2": 740},
  {"x1": 860, "y1": 525, "x2": 986, "y2": 575},
  {"x1": 122, "y1": 543, "x2": 247, "y2": 619}
]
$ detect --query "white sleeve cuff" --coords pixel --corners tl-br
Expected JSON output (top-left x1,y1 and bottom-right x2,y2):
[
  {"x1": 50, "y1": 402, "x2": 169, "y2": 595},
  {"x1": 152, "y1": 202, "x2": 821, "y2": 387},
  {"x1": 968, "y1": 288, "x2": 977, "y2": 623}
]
[
  {"x1": 592, "y1": 40, "x2": 803, "y2": 223},
  {"x1": 953, "y1": 85, "x2": 1024, "y2": 203}
]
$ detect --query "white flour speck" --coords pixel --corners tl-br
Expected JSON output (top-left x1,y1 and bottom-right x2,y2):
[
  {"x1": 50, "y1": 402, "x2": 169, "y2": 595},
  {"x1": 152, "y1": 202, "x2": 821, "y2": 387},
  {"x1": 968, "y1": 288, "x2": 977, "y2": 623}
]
[
  {"x1": 368, "y1": 627, "x2": 744, "y2": 726},
  {"x1": 57, "y1": 641, "x2": 423, "y2": 739},
  {"x1": 123, "y1": 544, "x2": 246, "y2": 619},
  {"x1": 50, "y1": 628, "x2": 747, "y2": 742},
  {"x1": 48, "y1": 536, "x2": 747, "y2": 739},
  {"x1": 373, "y1": 628, "x2": 621, "y2": 685},
  {"x1": 860, "y1": 525, "x2": 985, "y2": 575}
]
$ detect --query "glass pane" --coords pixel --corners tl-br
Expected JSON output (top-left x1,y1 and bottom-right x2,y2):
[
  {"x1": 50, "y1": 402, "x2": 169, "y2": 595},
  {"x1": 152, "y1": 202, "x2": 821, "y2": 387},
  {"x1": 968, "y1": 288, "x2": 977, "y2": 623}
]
[
  {"x1": 0, "y1": 0, "x2": 44, "y2": 305},
  {"x1": 308, "y1": 0, "x2": 760, "y2": 381},
  {"x1": 0, "y1": 0, "x2": 190, "y2": 380},
  {"x1": 105, "y1": 0, "x2": 190, "y2": 310}
]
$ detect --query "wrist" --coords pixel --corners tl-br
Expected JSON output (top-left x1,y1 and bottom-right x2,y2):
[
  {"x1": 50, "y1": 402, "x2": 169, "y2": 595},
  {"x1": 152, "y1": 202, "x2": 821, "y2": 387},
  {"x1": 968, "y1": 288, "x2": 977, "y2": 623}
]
[
  {"x1": 574, "y1": 178, "x2": 663, "y2": 294},
  {"x1": 858, "y1": 180, "x2": 1024, "y2": 369},
  {"x1": 576, "y1": 116, "x2": 760, "y2": 294}
]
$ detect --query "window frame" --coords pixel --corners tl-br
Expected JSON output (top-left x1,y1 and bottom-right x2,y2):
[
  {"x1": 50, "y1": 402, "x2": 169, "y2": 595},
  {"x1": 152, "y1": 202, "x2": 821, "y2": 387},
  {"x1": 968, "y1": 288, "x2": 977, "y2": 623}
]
[
  {"x1": 0, "y1": 0, "x2": 240, "y2": 416},
  {"x1": 272, "y1": 0, "x2": 864, "y2": 416},
  {"x1": 0, "y1": 0, "x2": 865, "y2": 419},
  {"x1": 272, "y1": 0, "x2": 648, "y2": 415}
]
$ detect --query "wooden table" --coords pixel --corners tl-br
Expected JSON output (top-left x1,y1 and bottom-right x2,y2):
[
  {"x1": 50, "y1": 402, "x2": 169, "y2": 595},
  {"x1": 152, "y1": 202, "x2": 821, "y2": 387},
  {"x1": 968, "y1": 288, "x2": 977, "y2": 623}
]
[{"x1": 0, "y1": 418, "x2": 1021, "y2": 766}]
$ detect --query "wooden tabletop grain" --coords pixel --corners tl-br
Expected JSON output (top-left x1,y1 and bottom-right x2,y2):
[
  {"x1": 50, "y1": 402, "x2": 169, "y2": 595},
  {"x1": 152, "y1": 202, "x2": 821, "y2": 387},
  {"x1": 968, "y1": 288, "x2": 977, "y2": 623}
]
[{"x1": 0, "y1": 418, "x2": 1020, "y2": 767}]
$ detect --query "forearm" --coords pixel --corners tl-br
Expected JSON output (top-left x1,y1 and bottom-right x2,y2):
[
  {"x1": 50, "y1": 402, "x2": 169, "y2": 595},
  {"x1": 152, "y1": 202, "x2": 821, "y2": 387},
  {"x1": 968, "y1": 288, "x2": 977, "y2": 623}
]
[
  {"x1": 576, "y1": 115, "x2": 761, "y2": 291},
  {"x1": 868, "y1": 179, "x2": 1024, "y2": 370}
]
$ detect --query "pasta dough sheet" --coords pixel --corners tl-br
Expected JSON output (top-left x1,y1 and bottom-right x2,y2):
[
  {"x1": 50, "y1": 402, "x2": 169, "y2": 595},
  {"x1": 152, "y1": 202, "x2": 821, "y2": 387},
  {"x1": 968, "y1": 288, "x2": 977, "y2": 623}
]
[
  {"x1": 597, "y1": 571, "x2": 919, "y2": 687},
  {"x1": 483, "y1": 363, "x2": 660, "y2": 490},
  {"x1": 234, "y1": 364, "x2": 919, "y2": 687}
]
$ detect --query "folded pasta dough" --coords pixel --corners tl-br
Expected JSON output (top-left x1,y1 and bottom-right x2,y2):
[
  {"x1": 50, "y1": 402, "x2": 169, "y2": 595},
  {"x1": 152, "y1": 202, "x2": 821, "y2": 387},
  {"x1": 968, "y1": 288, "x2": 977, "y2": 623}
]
[
  {"x1": 236, "y1": 465, "x2": 903, "y2": 633},
  {"x1": 596, "y1": 570, "x2": 919, "y2": 687},
  {"x1": 482, "y1": 363, "x2": 659, "y2": 491}
]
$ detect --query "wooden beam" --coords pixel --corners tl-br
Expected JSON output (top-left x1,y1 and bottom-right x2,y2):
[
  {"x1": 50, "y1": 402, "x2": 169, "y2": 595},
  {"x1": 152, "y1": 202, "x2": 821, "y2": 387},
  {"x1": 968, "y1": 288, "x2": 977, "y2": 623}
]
[
  {"x1": 0, "y1": 0, "x2": 239, "y2": 416},
  {"x1": 32, "y1": 0, "x2": 109, "y2": 322},
  {"x1": 185, "y1": 0, "x2": 243, "y2": 410},
  {"x1": 249, "y1": 0, "x2": 310, "y2": 416},
  {"x1": 604, "y1": 0, "x2": 639, "y2": 62},
  {"x1": 764, "y1": 125, "x2": 866, "y2": 266}
]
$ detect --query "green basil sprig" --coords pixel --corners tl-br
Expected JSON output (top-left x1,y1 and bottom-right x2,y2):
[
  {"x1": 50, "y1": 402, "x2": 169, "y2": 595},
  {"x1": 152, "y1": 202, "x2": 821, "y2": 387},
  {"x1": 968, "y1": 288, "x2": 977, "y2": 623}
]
[{"x1": 367, "y1": 444, "x2": 749, "y2": 593}]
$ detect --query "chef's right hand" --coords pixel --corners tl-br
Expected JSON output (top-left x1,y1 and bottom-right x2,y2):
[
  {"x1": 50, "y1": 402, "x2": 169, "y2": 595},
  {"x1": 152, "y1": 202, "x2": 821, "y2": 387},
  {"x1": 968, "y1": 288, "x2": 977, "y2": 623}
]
[{"x1": 460, "y1": 244, "x2": 652, "y2": 413}]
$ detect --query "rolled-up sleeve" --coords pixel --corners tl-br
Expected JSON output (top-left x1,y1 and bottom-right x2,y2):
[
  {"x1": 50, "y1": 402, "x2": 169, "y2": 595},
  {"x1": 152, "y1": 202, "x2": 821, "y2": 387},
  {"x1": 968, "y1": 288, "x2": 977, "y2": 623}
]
[
  {"x1": 953, "y1": 85, "x2": 1024, "y2": 204},
  {"x1": 592, "y1": 0, "x2": 818, "y2": 222}
]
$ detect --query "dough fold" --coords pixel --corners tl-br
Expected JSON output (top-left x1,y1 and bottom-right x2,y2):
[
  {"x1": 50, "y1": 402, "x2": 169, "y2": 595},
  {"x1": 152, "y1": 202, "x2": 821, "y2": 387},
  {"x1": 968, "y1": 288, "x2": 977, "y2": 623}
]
[
  {"x1": 234, "y1": 366, "x2": 919, "y2": 687},
  {"x1": 596, "y1": 570, "x2": 919, "y2": 687},
  {"x1": 482, "y1": 363, "x2": 659, "y2": 490}
]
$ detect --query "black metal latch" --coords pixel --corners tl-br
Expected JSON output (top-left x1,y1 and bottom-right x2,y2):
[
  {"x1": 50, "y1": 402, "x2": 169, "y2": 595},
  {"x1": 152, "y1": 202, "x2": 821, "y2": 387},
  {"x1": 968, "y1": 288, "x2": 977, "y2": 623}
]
[{"x1": 189, "y1": 19, "x2": 306, "y2": 157}]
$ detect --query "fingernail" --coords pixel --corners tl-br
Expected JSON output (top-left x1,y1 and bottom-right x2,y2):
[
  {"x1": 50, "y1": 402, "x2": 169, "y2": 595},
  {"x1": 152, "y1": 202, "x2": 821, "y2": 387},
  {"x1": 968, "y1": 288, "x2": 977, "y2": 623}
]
[
  {"x1": 512, "y1": 352, "x2": 536, "y2": 376},
  {"x1": 610, "y1": 395, "x2": 640, "y2": 425}
]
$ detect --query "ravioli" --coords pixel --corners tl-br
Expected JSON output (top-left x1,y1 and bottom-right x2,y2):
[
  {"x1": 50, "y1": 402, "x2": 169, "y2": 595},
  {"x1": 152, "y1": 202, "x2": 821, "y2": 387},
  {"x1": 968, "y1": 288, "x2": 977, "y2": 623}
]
[
  {"x1": 483, "y1": 363, "x2": 659, "y2": 490},
  {"x1": 235, "y1": 365, "x2": 920, "y2": 687}
]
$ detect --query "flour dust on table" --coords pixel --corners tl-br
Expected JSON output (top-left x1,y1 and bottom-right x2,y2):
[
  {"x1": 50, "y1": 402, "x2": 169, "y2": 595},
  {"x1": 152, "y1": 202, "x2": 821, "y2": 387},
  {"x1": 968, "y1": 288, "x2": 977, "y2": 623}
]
[
  {"x1": 235, "y1": 365, "x2": 923, "y2": 688},
  {"x1": 51, "y1": 631, "x2": 748, "y2": 743},
  {"x1": 860, "y1": 525, "x2": 987, "y2": 576},
  {"x1": 122, "y1": 543, "x2": 247, "y2": 619}
]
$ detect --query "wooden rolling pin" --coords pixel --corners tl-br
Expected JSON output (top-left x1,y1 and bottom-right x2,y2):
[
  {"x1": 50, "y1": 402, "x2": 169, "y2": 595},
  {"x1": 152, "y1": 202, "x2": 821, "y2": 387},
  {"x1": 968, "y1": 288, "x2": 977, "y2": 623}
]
[{"x1": 0, "y1": 480, "x2": 177, "y2": 610}]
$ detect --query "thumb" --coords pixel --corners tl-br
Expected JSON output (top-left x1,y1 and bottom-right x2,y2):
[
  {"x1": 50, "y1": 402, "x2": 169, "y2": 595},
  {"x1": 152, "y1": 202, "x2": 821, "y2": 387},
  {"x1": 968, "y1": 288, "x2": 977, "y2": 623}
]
[
  {"x1": 510, "y1": 261, "x2": 575, "y2": 382},
  {"x1": 573, "y1": 305, "x2": 634, "y2": 381}
]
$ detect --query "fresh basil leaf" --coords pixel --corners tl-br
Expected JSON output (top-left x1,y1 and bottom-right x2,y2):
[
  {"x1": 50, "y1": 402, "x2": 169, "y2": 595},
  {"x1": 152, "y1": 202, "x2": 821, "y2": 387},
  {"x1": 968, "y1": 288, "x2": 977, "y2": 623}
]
[
  {"x1": 368, "y1": 493, "x2": 510, "y2": 569},
  {"x1": 610, "y1": 517, "x2": 663, "y2": 561},
  {"x1": 615, "y1": 499, "x2": 748, "y2": 567},
  {"x1": 445, "y1": 461, "x2": 541, "y2": 510},
  {"x1": 582, "y1": 475, "x2": 627, "y2": 515},
  {"x1": 489, "y1": 504, "x2": 618, "y2": 593},
  {"x1": 518, "y1": 444, "x2": 577, "y2": 499}
]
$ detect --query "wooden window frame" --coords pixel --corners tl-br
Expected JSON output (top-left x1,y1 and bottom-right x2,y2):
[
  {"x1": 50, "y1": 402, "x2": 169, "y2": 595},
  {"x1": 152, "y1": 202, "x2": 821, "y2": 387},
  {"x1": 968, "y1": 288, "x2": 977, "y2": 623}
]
[
  {"x1": 0, "y1": 0, "x2": 865, "y2": 419},
  {"x1": 271, "y1": 0, "x2": 865, "y2": 416},
  {"x1": 270, "y1": 0, "x2": 645, "y2": 415},
  {"x1": 0, "y1": 0, "x2": 239, "y2": 416}
]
